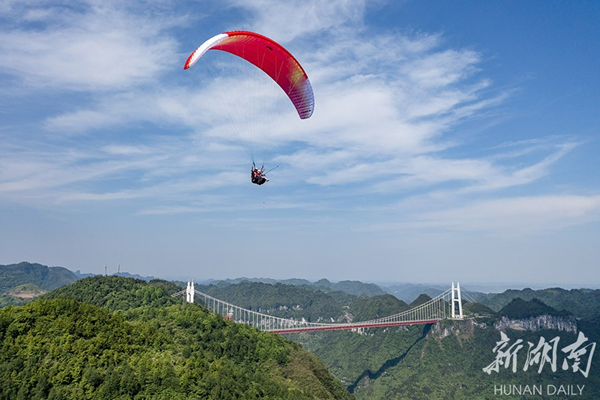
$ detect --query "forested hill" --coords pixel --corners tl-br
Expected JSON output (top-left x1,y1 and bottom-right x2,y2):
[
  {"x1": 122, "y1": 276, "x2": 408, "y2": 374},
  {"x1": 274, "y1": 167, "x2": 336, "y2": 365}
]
[
  {"x1": 0, "y1": 262, "x2": 80, "y2": 307},
  {"x1": 0, "y1": 262, "x2": 79, "y2": 293},
  {"x1": 42, "y1": 275, "x2": 181, "y2": 310},
  {"x1": 479, "y1": 287, "x2": 600, "y2": 318},
  {"x1": 0, "y1": 276, "x2": 352, "y2": 399},
  {"x1": 497, "y1": 297, "x2": 572, "y2": 318},
  {"x1": 198, "y1": 281, "x2": 600, "y2": 399},
  {"x1": 211, "y1": 278, "x2": 386, "y2": 297}
]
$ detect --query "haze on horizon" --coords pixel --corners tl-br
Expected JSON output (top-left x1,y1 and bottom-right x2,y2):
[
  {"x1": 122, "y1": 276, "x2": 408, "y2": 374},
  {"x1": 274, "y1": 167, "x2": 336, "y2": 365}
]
[{"x1": 1, "y1": 1, "x2": 599, "y2": 287}]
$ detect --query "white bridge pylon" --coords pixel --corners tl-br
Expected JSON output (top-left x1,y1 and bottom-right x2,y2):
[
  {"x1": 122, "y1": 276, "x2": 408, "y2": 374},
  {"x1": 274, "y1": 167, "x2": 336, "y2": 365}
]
[{"x1": 173, "y1": 281, "x2": 463, "y2": 334}]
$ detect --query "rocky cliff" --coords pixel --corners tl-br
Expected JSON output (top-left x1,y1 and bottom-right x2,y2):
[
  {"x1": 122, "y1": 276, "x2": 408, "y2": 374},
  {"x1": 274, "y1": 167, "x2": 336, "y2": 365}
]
[{"x1": 494, "y1": 314, "x2": 577, "y2": 333}]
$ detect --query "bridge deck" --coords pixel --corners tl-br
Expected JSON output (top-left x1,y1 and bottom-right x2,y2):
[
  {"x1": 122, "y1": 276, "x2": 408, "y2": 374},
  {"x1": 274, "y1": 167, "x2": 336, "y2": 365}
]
[
  {"x1": 268, "y1": 319, "x2": 441, "y2": 334},
  {"x1": 174, "y1": 282, "x2": 463, "y2": 333}
]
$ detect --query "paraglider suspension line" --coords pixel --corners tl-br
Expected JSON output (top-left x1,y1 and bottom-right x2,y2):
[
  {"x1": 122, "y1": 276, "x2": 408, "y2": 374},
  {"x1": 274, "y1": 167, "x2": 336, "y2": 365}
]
[{"x1": 264, "y1": 165, "x2": 279, "y2": 174}]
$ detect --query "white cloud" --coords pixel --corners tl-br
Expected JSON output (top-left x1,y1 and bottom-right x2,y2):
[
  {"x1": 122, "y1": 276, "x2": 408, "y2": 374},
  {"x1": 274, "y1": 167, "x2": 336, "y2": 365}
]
[
  {"x1": 457, "y1": 142, "x2": 578, "y2": 193},
  {"x1": 0, "y1": 1, "x2": 180, "y2": 91},
  {"x1": 1, "y1": 0, "x2": 592, "y2": 241},
  {"x1": 231, "y1": 0, "x2": 369, "y2": 42},
  {"x1": 44, "y1": 109, "x2": 125, "y2": 133},
  {"x1": 0, "y1": 149, "x2": 163, "y2": 195},
  {"x1": 410, "y1": 195, "x2": 600, "y2": 235},
  {"x1": 401, "y1": 49, "x2": 481, "y2": 89},
  {"x1": 101, "y1": 144, "x2": 152, "y2": 156}
]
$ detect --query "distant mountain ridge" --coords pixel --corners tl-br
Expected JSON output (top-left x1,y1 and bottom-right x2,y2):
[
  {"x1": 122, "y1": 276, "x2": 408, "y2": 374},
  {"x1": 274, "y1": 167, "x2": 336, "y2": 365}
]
[
  {"x1": 479, "y1": 287, "x2": 600, "y2": 319},
  {"x1": 497, "y1": 297, "x2": 572, "y2": 319},
  {"x1": 1, "y1": 262, "x2": 161, "y2": 308},
  {"x1": 381, "y1": 283, "x2": 446, "y2": 303},
  {"x1": 213, "y1": 277, "x2": 386, "y2": 297},
  {"x1": 5, "y1": 262, "x2": 599, "y2": 318},
  {"x1": 3, "y1": 263, "x2": 599, "y2": 399},
  {"x1": 0, "y1": 262, "x2": 79, "y2": 293}
]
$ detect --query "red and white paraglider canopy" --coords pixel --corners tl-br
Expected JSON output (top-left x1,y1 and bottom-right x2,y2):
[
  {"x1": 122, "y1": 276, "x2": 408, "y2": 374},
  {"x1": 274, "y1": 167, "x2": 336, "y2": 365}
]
[{"x1": 184, "y1": 31, "x2": 314, "y2": 120}]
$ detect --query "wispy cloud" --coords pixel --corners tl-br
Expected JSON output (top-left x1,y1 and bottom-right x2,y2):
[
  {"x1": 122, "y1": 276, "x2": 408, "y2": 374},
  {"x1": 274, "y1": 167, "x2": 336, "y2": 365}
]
[
  {"x1": 0, "y1": 1, "x2": 180, "y2": 91},
  {"x1": 231, "y1": 0, "x2": 369, "y2": 42},
  {"x1": 0, "y1": 0, "x2": 594, "y2": 240},
  {"x1": 408, "y1": 195, "x2": 600, "y2": 235}
]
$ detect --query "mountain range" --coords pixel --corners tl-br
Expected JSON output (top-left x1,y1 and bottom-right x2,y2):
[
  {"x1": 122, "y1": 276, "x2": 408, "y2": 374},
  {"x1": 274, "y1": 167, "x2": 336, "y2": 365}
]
[{"x1": 2, "y1": 262, "x2": 599, "y2": 398}]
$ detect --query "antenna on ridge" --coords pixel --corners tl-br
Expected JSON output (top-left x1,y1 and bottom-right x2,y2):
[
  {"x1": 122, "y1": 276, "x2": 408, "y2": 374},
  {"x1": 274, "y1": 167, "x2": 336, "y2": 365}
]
[{"x1": 104, "y1": 265, "x2": 107, "y2": 277}]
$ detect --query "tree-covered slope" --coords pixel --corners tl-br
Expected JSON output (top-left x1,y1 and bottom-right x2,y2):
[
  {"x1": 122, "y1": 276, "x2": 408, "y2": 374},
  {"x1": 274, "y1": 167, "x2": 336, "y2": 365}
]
[
  {"x1": 382, "y1": 283, "x2": 445, "y2": 303},
  {"x1": 291, "y1": 317, "x2": 600, "y2": 399},
  {"x1": 42, "y1": 275, "x2": 182, "y2": 310},
  {"x1": 497, "y1": 298, "x2": 572, "y2": 319},
  {"x1": 198, "y1": 281, "x2": 353, "y2": 322},
  {"x1": 480, "y1": 287, "x2": 600, "y2": 318},
  {"x1": 208, "y1": 281, "x2": 600, "y2": 399},
  {"x1": 211, "y1": 278, "x2": 385, "y2": 297},
  {"x1": 409, "y1": 293, "x2": 432, "y2": 307},
  {"x1": 462, "y1": 301, "x2": 496, "y2": 317},
  {"x1": 1, "y1": 276, "x2": 352, "y2": 399},
  {"x1": 310, "y1": 279, "x2": 386, "y2": 297},
  {"x1": 0, "y1": 262, "x2": 81, "y2": 308},
  {"x1": 0, "y1": 262, "x2": 79, "y2": 294},
  {"x1": 349, "y1": 294, "x2": 410, "y2": 322}
]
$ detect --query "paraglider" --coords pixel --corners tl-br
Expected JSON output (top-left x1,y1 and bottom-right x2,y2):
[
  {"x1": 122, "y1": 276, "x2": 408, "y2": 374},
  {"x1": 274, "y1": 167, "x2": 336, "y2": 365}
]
[
  {"x1": 251, "y1": 163, "x2": 269, "y2": 185},
  {"x1": 184, "y1": 31, "x2": 314, "y2": 185}
]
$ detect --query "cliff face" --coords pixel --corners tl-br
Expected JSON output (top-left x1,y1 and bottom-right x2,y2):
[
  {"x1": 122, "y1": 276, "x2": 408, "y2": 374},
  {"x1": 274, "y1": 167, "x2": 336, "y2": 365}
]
[
  {"x1": 494, "y1": 314, "x2": 577, "y2": 333},
  {"x1": 429, "y1": 314, "x2": 578, "y2": 340},
  {"x1": 428, "y1": 318, "x2": 484, "y2": 339}
]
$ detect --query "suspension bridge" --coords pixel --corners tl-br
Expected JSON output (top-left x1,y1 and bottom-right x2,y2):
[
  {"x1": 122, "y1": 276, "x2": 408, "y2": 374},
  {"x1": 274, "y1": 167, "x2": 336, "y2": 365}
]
[{"x1": 173, "y1": 282, "x2": 463, "y2": 334}]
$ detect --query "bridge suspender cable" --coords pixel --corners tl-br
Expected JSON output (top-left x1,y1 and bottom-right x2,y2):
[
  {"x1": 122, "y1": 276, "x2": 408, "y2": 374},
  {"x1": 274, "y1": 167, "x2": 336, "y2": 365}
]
[{"x1": 173, "y1": 281, "x2": 464, "y2": 333}]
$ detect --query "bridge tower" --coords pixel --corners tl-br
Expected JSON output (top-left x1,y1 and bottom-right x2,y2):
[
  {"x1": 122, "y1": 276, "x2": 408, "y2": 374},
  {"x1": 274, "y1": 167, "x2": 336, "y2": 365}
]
[
  {"x1": 186, "y1": 281, "x2": 195, "y2": 304},
  {"x1": 451, "y1": 282, "x2": 463, "y2": 319}
]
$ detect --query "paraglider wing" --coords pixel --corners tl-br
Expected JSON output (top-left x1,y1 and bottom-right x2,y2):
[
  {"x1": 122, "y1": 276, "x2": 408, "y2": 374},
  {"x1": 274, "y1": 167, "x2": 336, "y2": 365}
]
[{"x1": 184, "y1": 31, "x2": 314, "y2": 119}]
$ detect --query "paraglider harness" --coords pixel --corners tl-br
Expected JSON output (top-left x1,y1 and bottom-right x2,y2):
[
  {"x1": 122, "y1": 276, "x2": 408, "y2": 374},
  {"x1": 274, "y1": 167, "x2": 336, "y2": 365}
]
[{"x1": 251, "y1": 163, "x2": 269, "y2": 185}]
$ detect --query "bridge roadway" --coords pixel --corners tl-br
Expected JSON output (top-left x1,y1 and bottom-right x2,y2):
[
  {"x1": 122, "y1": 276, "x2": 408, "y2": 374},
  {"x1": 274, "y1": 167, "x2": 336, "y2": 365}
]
[
  {"x1": 268, "y1": 319, "x2": 441, "y2": 334},
  {"x1": 173, "y1": 281, "x2": 463, "y2": 333}
]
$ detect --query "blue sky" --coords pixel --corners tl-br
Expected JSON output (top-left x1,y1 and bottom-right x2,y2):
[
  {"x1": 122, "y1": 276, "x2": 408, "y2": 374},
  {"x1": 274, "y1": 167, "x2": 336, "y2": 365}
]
[{"x1": 1, "y1": 0, "x2": 599, "y2": 287}]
